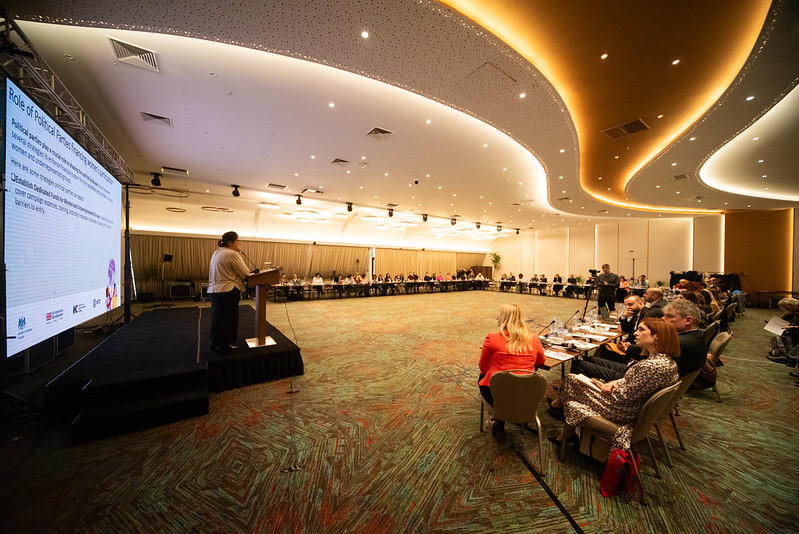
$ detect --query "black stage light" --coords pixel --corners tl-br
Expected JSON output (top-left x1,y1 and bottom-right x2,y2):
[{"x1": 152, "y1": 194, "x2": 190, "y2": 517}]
[
  {"x1": 150, "y1": 172, "x2": 161, "y2": 187},
  {"x1": 388, "y1": 208, "x2": 394, "y2": 217},
  {"x1": 497, "y1": 225, "x2": 502, "y2": 232},
  {"x1": 347, "y1": 202, "x2": 353, "y2": 212},
  {"x1": 296, "y1": 195, "x2": 302, "y2": 205},
  {"x1": 451, "y1": 218, "x2": 456, "y2": 226},
  {"x1": 475, "y1": 222, "x2": 481, "y2": 229},
  {"x1": 516, "y1": 229, "x2": 520, "y2": 235},
  {"x1": 422, "y1": 213, "x2": 428, "y2": 222},
  {"x1": 231, "y1": 184, "x2": 240, "y2": 197}
]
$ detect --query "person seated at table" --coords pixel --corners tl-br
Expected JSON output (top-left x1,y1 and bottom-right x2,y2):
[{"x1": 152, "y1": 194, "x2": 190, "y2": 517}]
[
  {"x1": 394, "y1": 273, "x2": 405, "y2": 294},
  {"x1": 549, "y1": 318, "x2": 680, "y2": 452},
  {"x1": 676, "y1": 291, "x2": 708, "y2": 327},
  {"x1": 565, "y1": 274, "x2": 579, "y2": 297},
  {"x1": 478, "y1": 303, "x2": 546, "y2": 436},
  {"x1": 537, "y1": 274, "x2": 548, "y2": 295},
  {"x1": 766, "y1": 298, "x2": 799, "y2": 366},
  {"x1": 552, "y1": 274, "x2": 564, "y2": 296},
  {"x1": 527, "y1": 274, "x2": 538, "y2": 294},
  {"x1": 516, "y1": 273, "x2": 527, "y2": 293},
  {"x1": 616, "y1": 275, "x2": 631, "y2": 303},
  {"x1": 632, "y1": 274, "x2": 649, "y2": 295},
  {"x1": 641, "y1": 287, "x2": 667, "y2": 318},
  {"x1": 312, "y1": 272, "x2": 324, "y2": 298},
  {"x1": 289, "y1": 273, "x2": 303, "y2": 300}
]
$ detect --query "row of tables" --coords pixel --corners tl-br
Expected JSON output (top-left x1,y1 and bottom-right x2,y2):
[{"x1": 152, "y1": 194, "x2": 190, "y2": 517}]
[
  {"x1": 271, "y1": 279, "x2": 491, "y2": 300},
  {"x1": 537, "y1": 321, "x2": 624, "y2": 378}
]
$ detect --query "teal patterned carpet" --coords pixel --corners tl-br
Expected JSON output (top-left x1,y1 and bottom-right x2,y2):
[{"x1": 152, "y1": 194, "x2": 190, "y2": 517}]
[{"x1": 2, "y1": 291, "x2": 798, "y2": 533}]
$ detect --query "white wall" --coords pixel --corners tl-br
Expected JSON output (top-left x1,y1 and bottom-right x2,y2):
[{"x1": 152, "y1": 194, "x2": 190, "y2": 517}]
[
  {"x1": 569, "y1": 225, "x2": 595, "y2": 280},
  {"x1": 595, "y1": 223, "x2": 619, "y2": 272},
  {"x1": 535, "y1": 228, "x2": 568, "y2": 279},
  {"x1": 489, "y1": 232, "x2": 533, "y2": 277},
  {"x1": 648, "y1": 218, "x2": 693, "y2": 285},
  {"x1": 618, "y1": 221, "x2": 649, "y2": 280}
]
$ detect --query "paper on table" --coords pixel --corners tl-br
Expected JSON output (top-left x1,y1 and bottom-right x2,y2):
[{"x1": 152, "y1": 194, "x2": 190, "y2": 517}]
[
  {"x1": 545, "y1": 350, "x2": 574, "y2": 361},
  {"x1": 764, "y1": 316, "x2": 789, "y2": 335}
]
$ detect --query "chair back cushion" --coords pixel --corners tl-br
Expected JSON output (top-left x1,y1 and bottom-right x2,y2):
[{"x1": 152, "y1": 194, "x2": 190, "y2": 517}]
[
  {"x1": 489, "y1": 371, "x2": 547, "y2": 425},
  {"x1": 629, "y1": 382, "x2": 682, "y2": 443}
]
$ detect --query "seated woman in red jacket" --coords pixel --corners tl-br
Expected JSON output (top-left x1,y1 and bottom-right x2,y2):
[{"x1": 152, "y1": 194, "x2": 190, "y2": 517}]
[{"x1": 478, "y1": 303, "x2": 547, "y2": 435}]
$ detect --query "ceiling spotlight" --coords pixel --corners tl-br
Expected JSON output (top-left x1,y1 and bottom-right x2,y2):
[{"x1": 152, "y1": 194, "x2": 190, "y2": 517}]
[
  {"x1": 515, "y1": 229, "x2": 520, "y2": 235},
  {"x1": 388, "y1": 208, "x2": 394, "y2": 217},
  {"x1": 497, "y1": 226, "x2": 502, "y2": 232},
  {"x1": 475, "y1": 222, "x2": 481, "y2": 229},
  {"x1": 346, "y1": 202, "x2": 353, "y2": 212},
  {"x1": 451, "y1": 218, "x2": 456, "y2": 226},
  {"x1": 296, "y1": 195, "x2": 302, "y2": 205},
  {"x1": 422, "y1": 213, "x2": 428, "y2": 222},
  {"x1": 150, "y1": 172, "x2": 161, "y2": 187},
  {"x1": 231, "y1": 184, "x2": 240, "y2": 197}
]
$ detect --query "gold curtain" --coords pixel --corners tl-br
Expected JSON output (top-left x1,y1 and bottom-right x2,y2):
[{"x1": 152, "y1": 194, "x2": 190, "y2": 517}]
[
  {"x1": 374, "y1": 248, "x2": 421, "y2": 276},
  {"x1": 456, "y1": 252, "x2": 488, "y2": 272},
  {"x1": 419, "y1": 250, "x2": 457, "y2": 277}
]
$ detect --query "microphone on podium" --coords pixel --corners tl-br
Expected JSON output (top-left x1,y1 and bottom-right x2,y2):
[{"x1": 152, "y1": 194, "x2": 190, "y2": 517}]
[{"x1": 240, "y1": 251, "x2": 260, "y2": 273}]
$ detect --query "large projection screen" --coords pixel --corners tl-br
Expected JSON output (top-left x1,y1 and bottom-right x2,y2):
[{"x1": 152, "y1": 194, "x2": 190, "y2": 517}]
[{"x1": 4, "y1": 77, "x2": 122, "y2": 357}]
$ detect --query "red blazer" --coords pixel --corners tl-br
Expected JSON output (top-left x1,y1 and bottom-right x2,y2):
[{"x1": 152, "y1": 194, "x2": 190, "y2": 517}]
[{"x1": 478, "y1": 331, "x2": 546, "y2": 386}]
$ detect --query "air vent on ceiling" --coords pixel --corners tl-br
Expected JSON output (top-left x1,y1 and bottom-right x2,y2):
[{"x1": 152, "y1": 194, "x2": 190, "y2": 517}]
[
  {"x1": 601, "y1": 118, "x2": 650, "y2": 139},
  {"x1": 358, "y1": 161, "x2": 369, "y2": 168},
  {"x1": 366, "y1": 126, "x2": 394, "y2": 141},
  {"x1": 108, "y1": 37, "x2": 159, "y2": 71},
  {"x1": 597, "y1": 209, "x2": 609, "y2": 213},
  {"x1": 141, "y1": 112, "x2": 172, "y2": 127},
  {"x1": 510, "y1": 202, "x2": 523, "y2": 206},
  {"x1": 331, "y1": 158, "x2": 350, "y2": 166},
  {"x1": 266, "y1": 182, "x2": 287, "y2": 191},
  {"x1": 557, "y1": 197, "x2": 571, "y2": 201},
  {"x1": 673, "y1": 174, "x2": 690, "y2": 181},
  {"x1": 384, "y1": 203, "x2": 399, "y2": 208},
  {"x1": 160, "y1": 165, "x2": 188, "y2": 175}
]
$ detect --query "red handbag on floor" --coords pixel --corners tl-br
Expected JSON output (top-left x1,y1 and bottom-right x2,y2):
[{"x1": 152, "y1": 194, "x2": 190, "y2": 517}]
[{"x1": 600, "y1": 448, "x2": 641, "y2": 500}]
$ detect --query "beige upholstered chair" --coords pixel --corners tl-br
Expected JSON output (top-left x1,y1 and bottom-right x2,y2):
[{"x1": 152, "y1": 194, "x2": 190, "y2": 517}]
[
  {"x1": 702, "y1": 321, "x2": 719, "y2": 346},
  {"x1": 654, "y1": 368, "x2": 702, "y2": 466},
  {"x1": 706, "y1": 331, "x2": 732, "y2": 402},
  {"x1": 558, "y1": 381, "x2": 682, "y2": 505},
  {"x1": 479, "y1": 370, "x2": 548, "y2": 472}
]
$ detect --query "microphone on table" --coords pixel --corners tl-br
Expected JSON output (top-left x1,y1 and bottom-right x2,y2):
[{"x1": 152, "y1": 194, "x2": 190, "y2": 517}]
[
  {"x1": 564, "y1": 309, "x2": 580, "y2": 327},
  {"x1": 537, "y1": 319, "x2": 555, "y2": 336},
  {"x1": 240, "y1": 251, "x2": 260, "y2": 273},
  {"x1": 581, "y1": 305, "x2": 596, "y2": 319}
]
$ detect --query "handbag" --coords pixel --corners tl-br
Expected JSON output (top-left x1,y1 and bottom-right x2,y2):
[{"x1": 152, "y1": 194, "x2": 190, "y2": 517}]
[{"x1": 600, "y1": 448, "x2": 642, "y2": 500}]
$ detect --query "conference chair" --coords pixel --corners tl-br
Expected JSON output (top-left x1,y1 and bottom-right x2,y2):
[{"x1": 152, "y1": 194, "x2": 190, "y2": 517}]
[
  {"x1": 654, "y1": 368, "x2": 703, "y2": 464},
  {"x1": 706, "y1": 331, "x2": 732, "y2": 403},
  {"x1": 479, "y1": 370, "x2": 548, "y2": 472},
  {"x1": 558, "y1": 382, "x2": 681, "y2": 505},
  {"x1": 702, "y1": 321, "x2": 720, "y2": 346}
]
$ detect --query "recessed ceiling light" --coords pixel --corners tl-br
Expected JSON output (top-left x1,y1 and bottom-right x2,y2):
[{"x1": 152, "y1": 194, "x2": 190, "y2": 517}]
[
  {"x1": 328, "y1": 102, "x2": 335, "y2": 108},
  {"x1": 346, "y1": 170, "x2": 351, "y2": 174},
  {"x1": 519, "y1": 93, "x2": 526, "y2": 99},
  {"x1": 361, "y1": 30, "x2": 369, "y2": 39},
  {"x1": 438, "y1": 186, "x2": 442, "y2": 189},
  {"x1": 562, "y1": 190, "x2": 566, "y2": 194},
  {"x1": 425, "y1": 119, "x2": 431, "y2": 124},
  {"x1": 676, "y1": 191, "x2": 680, "y2": 194},
  {"x1": 753, "y1": 137, "x2": 759, "y2": 141},
  {"x1": 764, "y1": 187, "x2": 769, "y2": 190},
  {"x1": 747, "y1": 204, "x2": 752, "y2": 208},
  {"x1": 746, "y1": 95, "x2": 755, "y2": 101},
  {"x1": 384, "y1": 172, "x2": 389, "y2": 176},
  {"x1": 519, "y1": 182, "x2": 523, "y2": 186},
  {"x1": 310, "y1": 155, "x2": 316, "y2": 159},
  {"x1": 600, "y1": 53, "x2": 608, "y2": 60},
  {"x1": 671, "y1": 162, "x2": 677, "y2": 166},
  {"x1": 559, "y1": 149, "x2": 565, "y2": 153},
  {"x1": 361, "y1": 156, "x2": 366, "y2": 160},
  {"x1": 559, "y1": 176, "x2": 563, "y2": 179},
  {"x1": 657, "y1": 114, "x2": 663, "y2": 119},
  {"x1": 656, "y1": 185, "x2": 661, "y2": 189},
  {"x1": 614, "y1": 156, "x2": 619, "y2": 159},
  {"x1": 598, "y1": 176, "x2": 603, "y2": 180},
  {"x1": 689, "y1": 137, "x2": 696, "y2": 141},
  {"x1": 758, "y1": 159, "x2": 764, "y2": 163},
  {"x1": 762, "y1": 175, "x2": 767, "y2": 178},
  {"x1": 483, "y1": 144, "x2": 488, "y2": 148},
  {"x1": 672, "y1": 59, "x2": 680, "y2": 65}
]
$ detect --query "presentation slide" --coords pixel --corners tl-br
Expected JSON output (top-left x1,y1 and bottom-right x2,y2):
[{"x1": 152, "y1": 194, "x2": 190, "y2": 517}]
[{"x1": 4, "y1": 77, "x2": 122, "y2": 357}]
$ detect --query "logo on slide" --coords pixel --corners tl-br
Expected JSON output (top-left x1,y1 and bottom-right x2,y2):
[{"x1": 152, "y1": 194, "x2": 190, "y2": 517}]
[{"x1": 18, "y1": 317, "x2": 26, "y2": 330}]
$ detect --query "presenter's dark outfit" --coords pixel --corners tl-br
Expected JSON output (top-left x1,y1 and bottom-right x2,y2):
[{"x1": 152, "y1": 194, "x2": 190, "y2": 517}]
[
  {"x1": 208, "y1": 247, "x2": 250, "y2": 351},
  {"x1": 597, "y1": 271, "x2": 620, "y2": 315}
]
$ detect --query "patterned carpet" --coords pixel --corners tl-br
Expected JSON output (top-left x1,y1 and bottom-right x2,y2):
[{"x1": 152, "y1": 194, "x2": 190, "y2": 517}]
[{"x1": 2, "y1": 291, "x2": 798, "y2": 533}]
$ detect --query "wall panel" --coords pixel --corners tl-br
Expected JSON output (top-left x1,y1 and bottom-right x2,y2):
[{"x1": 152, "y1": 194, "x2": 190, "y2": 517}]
[
  {"x1": 595, "y1": 223, "x2": 619, "y2": 271},
  {"x1": 568, "y1": 225, "x2": 594, "y2": 279},
  {"x1": 648, "y1": 218, "x2": 693, "y2": 285},
  {"x1": 618, "y1": 221, "x2": 649, "y2": 280},
  {"x1": 535, "y1": 228, "x2": 568, "y2": 279},
  {"x1": 693, "y1": 215, "x2": 724, "y2": 273}
]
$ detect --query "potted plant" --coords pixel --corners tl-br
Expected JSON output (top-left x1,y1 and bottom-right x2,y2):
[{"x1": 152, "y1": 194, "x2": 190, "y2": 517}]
[
  {"x1": 489, "y1": 252, "x2": 502, "y2": 278},
  {"x1": 137, "y1": 264, "x2": 159, "y2": 302}
]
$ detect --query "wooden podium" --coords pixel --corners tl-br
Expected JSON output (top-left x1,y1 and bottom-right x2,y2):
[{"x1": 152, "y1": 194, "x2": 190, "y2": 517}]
[{"x1": 246, "y1": 269, "x2": 281, "y2": 348}]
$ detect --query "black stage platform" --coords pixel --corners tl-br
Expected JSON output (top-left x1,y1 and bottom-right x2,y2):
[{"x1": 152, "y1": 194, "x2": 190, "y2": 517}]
[{"x1": 44, "y1": 306, "x2": 303, "y2": 442}]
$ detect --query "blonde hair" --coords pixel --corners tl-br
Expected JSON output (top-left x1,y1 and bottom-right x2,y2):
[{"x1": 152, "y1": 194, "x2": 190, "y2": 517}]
[{"x1": 497, "y1": 304, "x2": 534, "y2": 354}]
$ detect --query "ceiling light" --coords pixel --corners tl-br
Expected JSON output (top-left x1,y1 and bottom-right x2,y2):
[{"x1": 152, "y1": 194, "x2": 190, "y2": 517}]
[
  {"x1": 425, "y1": 119, "x2": 431, "y2": 124},
  {"x1": 361, "y1": 30, "x2": 369, "y2": 39},
  {"x1": 483, "y1": 144, "x2": 488, "y2": 148},
  {"x1": 231, "y1": 184, "x2": 240, "y2": 197},
  {"x1": 600, "y1": 53, "x2": 608, "y2": 60},
  {"x1": 296, "y1": 195, "x2": 302, "y2": 205},
  {"x1": 519, "y1": 93, "x2": 526, "y2": 98},
  {"x1": 689, "y1": 137, "x2": 696, "y2": 141},
  {"x1": 328, "y1": 102, "x2": 335, "y2": 108},
  {"x1": 746, "y1": 95, "x2": 755, "y2": 101},
  {"x1": 758, "y1": 159, "x2": 764, "y2": 163},
  {"x1": 150, "y1": 172, "x2": 161, "y2": 186},
  {"x1": 257, "y1": 202, "x2": 280, "y2": 209},
  {"x1": 346, "y1": 202, "x2": 353, "y2": 212},
  {"x1": 753, "y1": 137, "x2": 759, "y2": 141},
  {"x1": 672, "y1": 59, "x2": 680, "y2": 65},
  {"x1": 559, "y1": 149, "x2": 565, "y2": 153}
]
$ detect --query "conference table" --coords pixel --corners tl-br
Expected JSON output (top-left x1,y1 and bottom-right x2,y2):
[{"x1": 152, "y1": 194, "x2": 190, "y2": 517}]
[
  {"x1": 536, "y1": 321, "x2": 624, "y2": 378},
  {"x1": 270, "y1": 279, "x2": 491, "y2": 300}
]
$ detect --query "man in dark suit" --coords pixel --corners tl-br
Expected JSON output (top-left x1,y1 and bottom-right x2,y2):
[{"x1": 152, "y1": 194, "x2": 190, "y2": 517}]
[
  {"x1": 641, "y1": 287, "x2": 668, "y2": 318},
  {"x1": 597, "y1": 263, "x2": 620, "y2": 315}
]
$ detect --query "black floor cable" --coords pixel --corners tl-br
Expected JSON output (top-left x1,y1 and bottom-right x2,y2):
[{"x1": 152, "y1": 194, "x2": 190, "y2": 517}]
[{"x1": 511, "y1": 445, "x2": 585, "y2": 534}]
